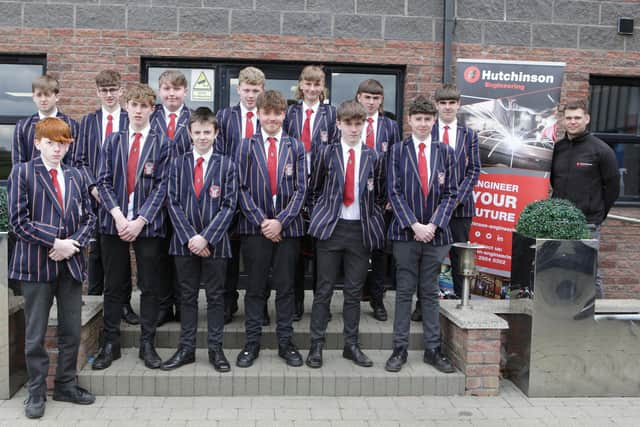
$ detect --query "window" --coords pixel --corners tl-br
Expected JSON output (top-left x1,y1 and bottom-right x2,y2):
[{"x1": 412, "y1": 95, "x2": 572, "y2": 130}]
[
  {"x1": 142, "y1": 59, "x2": 405, "y2": 131},
  {"x1": 590, "y1": 76, "x2": 640, "y2": 204},
  {"x1": 0, "y1": 55, "x2": 46, "y2": 180}
]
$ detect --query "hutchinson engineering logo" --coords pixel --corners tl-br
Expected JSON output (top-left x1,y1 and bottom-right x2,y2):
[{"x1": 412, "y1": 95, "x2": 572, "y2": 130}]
[{"x1": 462, "y1": 65, "x2": 555, "y2": 90}]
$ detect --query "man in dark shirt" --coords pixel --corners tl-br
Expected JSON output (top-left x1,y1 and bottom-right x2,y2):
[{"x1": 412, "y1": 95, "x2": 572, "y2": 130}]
[{"x1": 550, "y1": 99, "x2": 619, "y2": 298}]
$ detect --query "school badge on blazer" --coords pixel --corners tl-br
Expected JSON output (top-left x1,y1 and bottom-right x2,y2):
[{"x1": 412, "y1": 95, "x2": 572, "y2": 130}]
[
  {"x1": 285, "y1": 163, "x2": 293, "y2": 176},
  {"x1": 367, "y1": 177, "x2": 374, "y2": 192},
  {"x1": 209, "y1": 185, "x2": 221, "y2": 198},
  {"x1": 438, "y1": 171, "x2": 445, "y2": 185},
  {"x1": 320, "y1": 131, "x2": 328, "y2": 143},
  {"x1": 144, "y1": 162, "x2": 155, "y2": 176},
  {"x1": 381, "y1": 141, "x2": 388, "y2": 152}
]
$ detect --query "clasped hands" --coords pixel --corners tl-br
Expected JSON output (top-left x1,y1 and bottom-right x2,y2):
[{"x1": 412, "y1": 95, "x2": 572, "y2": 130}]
[
  {"x1": 261, "y1": 218, "x2": 283, "y2": 243},
  {"x1": 411, "y1": 222, "x2": 437, "y2": 243},
  {"x1": 49, "y1": 238, "x2": 81, "y2": 261}
]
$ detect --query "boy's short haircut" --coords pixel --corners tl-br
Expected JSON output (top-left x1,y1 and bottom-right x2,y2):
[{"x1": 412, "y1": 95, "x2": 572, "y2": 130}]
[
  {"x1": 294, "y1": 65, "x2": 327, "y2": 101},
  {"x1": 238, "y1": 66, "x2": 265, "y2": 87},
  {"x1": 35, "y1": 117, "x2": 74, "y2": 144},
  {"x1": 188, "y1": 107, "x2": 218, "y2": 131},
  {"x1": 32, "y1": 74, "x2": 60, "y2": 94},
  {"x1": 158, "y1": 70, "x2": 188, "y2": 89},
  {"x1": 256, "y1": 90, "x2": 287, "y2": 114},
  {"x1": 563, "y1": 99, "x2": 589, "y2": 114},
  {"x1": 337, "y1": 100, "x2": 366, "y2": 122},
  {"x1": 95, "y1": 70, "x2": 122, "y2": 88},
  {"x1": 356, "y1": 79, "x2": 384, "y2": 96},
  {"x1": 125, "y1": 83, "x2": 156, "y2": 107},
  {"x1": 408, "y1": 96, "x2": 437, "y2": 117},
  {"x1": 434, "y1": 83, "x2": 461, "y2": 102}
]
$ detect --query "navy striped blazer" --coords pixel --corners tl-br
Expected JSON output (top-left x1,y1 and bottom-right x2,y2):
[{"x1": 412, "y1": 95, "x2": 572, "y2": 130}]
[
  {"x1": 8, "y1": 157, "x2": 96, "y2": 283},
  {"x1": 214, "y1": 105, "x2": 259, "y2": 157},
  {"x1": 387, "y1": 137, "x2": 458, "y2": 245},
  {"x1": 432, "y1": 121, "x2": 480, "y2": 218},
  {"x1": 168, "y1": 152, "x2": 238, "y2": 258},
  {"x1": 74, "y1": 109, "x2": 129, "y2": 189},
  {"x1": 150, "y1": 104, "x2": 192, "y2": 159},
  {"x1": 308, "y1": 143, "x2": 386, "y2": 250},
  {"x1": 97, "y1": 128, "x2": 170, "y2": 238},
  {"x1": 284, "y1": 101, "x2": 338, "y2": 152},
  {"x1": 372, "y1": 115, "x2": 401, "y2": 154},
  {"x1": 235, "y1": 130, "x2": 306, "y2": 238},
  {"x1": 12, "y1": 112, "x2": 79, "y2": 165}
]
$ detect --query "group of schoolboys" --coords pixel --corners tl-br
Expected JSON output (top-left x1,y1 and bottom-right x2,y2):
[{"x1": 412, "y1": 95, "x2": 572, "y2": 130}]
[{"x1": 7, "y1": 65, "x2": 479, "y2": 419}]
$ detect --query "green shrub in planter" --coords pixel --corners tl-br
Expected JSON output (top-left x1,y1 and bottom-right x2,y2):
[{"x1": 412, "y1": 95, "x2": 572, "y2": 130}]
[
  {"x1": 0, "y1": 186, "x2": 8, "y2": 232},
  {"x1": 515, "y1": 198, "x2": 590, "y2": 240}
]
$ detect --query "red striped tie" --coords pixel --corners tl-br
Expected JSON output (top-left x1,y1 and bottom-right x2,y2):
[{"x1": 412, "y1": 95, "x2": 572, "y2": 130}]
[
  {"x1": 105, "y1": 114, "x2": 113, "y2": 138},
  {"x1": 343, "y1": 148, "x2": 355, "y2": 206},
  {"x1": 301, "y1": 108, "x2": 313, "y2": 152},
  {"x1": 49, "y1": 169, "x2": 64, "y2": 214},
  {"x1": 194, "y1": 157, "x2": 204, "y2": 198},
  {"x1": 443, "y1": 125, "x2": 450, "y2": 145},
  {"x1": 246, "y1": 111, "x2": 254, "y2": 138},
  {"x1": 267, "y1": 137, "x2": 277, "y2": 196},
  {"x1": 167, "y1": 113, "x2": 177, "y2": 139},
  {"x1": 366, "y1": 118, "x2": 375, "y2": 149},
  {"x1": 127, "y1": 133, "x2": 142, "y2": 195},
  {"x1": 418, "y1": 143, "x2": 429, "y2": 199}
]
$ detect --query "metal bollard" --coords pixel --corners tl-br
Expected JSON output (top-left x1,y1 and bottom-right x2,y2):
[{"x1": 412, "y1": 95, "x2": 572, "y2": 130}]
[{"x1": 452, "y1": 242, "x2": 487, "y2": 309}]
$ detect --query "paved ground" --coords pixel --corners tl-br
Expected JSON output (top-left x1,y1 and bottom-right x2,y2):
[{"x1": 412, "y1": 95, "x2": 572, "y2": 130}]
[{"x1": 1, "y1": 380, "x2": 639, "y2": 426}]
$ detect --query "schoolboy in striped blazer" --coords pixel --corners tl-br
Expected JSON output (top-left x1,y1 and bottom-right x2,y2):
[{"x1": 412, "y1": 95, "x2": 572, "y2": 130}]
[
  {"x1": 92, "y1": 83, "x2": 171, "y2": 371},
  {"x1": 284, "y1": 65, "x2": 338, "y2": 321},
  {"x1": 9, "y1": 118, "x2": 96, "y2": 419},
  {"x1": 150, "y1": 70, "x2": 192, "y2": 326},
  {"x1": 305, "y1": 100, "x2": 386, "y2": 369},
  {"x1": 74, "y1": 70, "x2": 139, "y2": 325},
  {"x1": 355, "y1": 79, "x2": 401, "y2": 322},
  {"x1": 412, "y1": 84, "x2": 481, "y2": 320},
  {"x1": 385, "y1": 97, "x2": 458, "y2": 374},
  {"x1": 161, "y1": 107, "x2": 237, "y2": 373},
  {"x1": 214, "y1": 66, "x2": 265, "y2": 325},
  {"x1": 235, "y1": 90, "x2": 306, "y2": 368},
  {"x1": 12, "y1": 74, "x2": 79, "y2": 166}
]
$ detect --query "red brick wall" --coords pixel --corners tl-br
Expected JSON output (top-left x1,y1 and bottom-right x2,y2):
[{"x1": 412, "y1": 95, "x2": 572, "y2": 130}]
[{"x1": 600, "y1": 207, "x2": 640, "y2": 299}]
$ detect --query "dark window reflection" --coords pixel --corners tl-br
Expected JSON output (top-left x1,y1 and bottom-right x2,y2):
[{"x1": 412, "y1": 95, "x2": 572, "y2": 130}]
[
  {"x1": 0, "y1": 124, "x2": 14, "y2": 180},
  {"x1": 0, "y1": 63, "x2": 44, "y2": 117},
  {"x1": 148, "y1": 67, "x2": 216, "y2": 111},
  {"x1": 330, "y1": 72, "x2": 398, "y2": 118}
]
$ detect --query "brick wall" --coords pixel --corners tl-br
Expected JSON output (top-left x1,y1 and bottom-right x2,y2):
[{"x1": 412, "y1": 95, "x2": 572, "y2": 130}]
[{"x1": 600, "y1": 207, "x2": 640, "y2": 299}]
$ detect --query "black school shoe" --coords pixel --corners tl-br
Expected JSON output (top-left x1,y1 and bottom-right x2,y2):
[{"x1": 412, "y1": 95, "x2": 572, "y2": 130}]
[
  {"x1": 24, "y1": 394, "x2": 46, "y2": 419},
  {"x1": 423, "y1": 347, "x2": 455, "y2": 373},
  {"x1": 52, "y1": 385, "x2": 96, "y2": 405},
  {"x1": 278, "y1": 341, "x2": 303, "y2": 367},
  {"x1": 236, "y1": 343, "x2": 260, "y2": 368},
  {"x1": 385, "y1": 347, "x2": 408, "y2": 372}
]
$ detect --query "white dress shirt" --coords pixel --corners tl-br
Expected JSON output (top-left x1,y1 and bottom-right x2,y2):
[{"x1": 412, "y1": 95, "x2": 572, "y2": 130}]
[
  {"x1": 192, "y1": 147, "x2": 213, "y2": 179},
  {"x1": 163, "y1": 104, "x2": 183, "y2": 127},
  {"x1": 340, "y1": 140, "x2": 362, "y2": 220},
  {"x1": 127, "y1": 125, "x2": 150, "y2": 220},
  {"x1": 262, "y1": 128, "x2": 283, "y2": 208},
  {"x1": 438, "y1": 119, "x2": 457, "y2": 149},
  {"x1": 101, "y1": 106, "x2": 122, "y2": 143},
  {"x1": 39, "y1": 108, "x2": 58, "y2": 120},
  {"x1": 42, "y1": 158, "x2": 65, "y2": 207},
  {"x1": 240, "y1": 104, "x2": 258, "y2": 139},
  {"x1": 412, "y1": 134, "x2": 432, "y2": 187}
]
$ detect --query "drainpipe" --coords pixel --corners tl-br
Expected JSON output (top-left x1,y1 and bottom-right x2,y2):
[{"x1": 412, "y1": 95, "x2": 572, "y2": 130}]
[{"x1": 443, "y1": 0, "x2": 455, "y2": 84}]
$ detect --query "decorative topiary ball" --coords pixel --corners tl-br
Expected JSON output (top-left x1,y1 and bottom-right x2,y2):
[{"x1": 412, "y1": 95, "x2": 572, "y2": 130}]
[{"x1": 515, "y1": 198, "x2": 590, "y2": 240}]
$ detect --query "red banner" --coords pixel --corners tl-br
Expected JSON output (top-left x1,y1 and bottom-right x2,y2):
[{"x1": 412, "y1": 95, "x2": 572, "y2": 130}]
[{"x1": 470, "y1": 173, "x2": 549, "y2": 275}]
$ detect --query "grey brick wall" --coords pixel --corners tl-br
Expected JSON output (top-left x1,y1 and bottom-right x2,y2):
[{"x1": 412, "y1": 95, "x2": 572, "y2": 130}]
[{"x1": 0, "y1": 0, "x2": 637, "y2": 51}]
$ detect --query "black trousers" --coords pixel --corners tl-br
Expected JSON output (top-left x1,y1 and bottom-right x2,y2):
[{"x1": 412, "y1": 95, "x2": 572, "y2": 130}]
[
  {"x1": 224, "y1": 237, "x2": 241, "y2": 310},
  {"x1": 364, "y1": 209, "x2": 393, "y2": 303},
  {"x1": 22, "y1": 266, "x2": 82, "y2": 397},
  {"x1": 101, "y1": 234, "x2": 169, "y2": 344},
  {"x1": 241, "y1": 235, "x2": 299, "y2": 346},
  {"x1": 393, "y1": 241, "x2": 449, "y2": 350},
  {"x1": 174, "y1": 255, "x2": 227, "y2": 351},
  {"x1": 294, "y1": 236, "x2": 317, "y2": 304},
  {"x1": 449, "y1": 217, "x2": 472, "y2": 297},
  {"x1": 310, "y1": 220, "x2": 370, "y2": 346},
  {"x1": 157, "y1": 222, "x2": 180, "y2": 313},
  {"x1": 88, "y1": 232, "x2": 133, "y2": 304}
]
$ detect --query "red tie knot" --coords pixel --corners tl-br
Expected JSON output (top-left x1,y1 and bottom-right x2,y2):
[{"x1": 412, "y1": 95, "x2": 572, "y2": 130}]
[
  {"x1": 169, "y1": 113, "x2": 177, "y2": 119},
  {"x1": 305, "y1": 108, "x2": 313, "y2": 118},
  {"x1": 348, "y1": 148, "x2": 355, "y2": 157},
  {"x1": 444, "y1": 125, "x2": 449, "y2": 130},
  {"x1": 133, "y1": 132, "x2": 142, "y2": 141},
  {"x1": 419, "y1": 142, "x2": 426, "y2": 153},
  {"x1": 196, "y1": 156, "x2": 204, "y2": 166},
  {"x1": 49, "y1": 169, "x2": 57, "y2": 180},
  {"x1": 247, "y1": 111, "x2": 254, "y2": 119},
  {"x1": 367, "y1": 117, "x2": 374, "y2": 124},
  {"x1": 267, "y1": 136, "x2": 277, "y2": 145},
  {"x1": 107, "y1": 114, "x2": 113, "y2": 122}
]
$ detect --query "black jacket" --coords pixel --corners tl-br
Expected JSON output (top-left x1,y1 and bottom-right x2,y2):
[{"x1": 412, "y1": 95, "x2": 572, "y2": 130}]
[{"x1": 550, "y1": 131, "x2": 619, "y2": 225}]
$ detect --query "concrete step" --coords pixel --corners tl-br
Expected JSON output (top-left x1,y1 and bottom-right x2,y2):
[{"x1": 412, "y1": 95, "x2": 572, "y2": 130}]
[
  {"x1": 78, "y1": 348, "x2": 465, "y2": 397},
  {"x1": 122, "y1": 291, "x2": 428, "y2": 350}
]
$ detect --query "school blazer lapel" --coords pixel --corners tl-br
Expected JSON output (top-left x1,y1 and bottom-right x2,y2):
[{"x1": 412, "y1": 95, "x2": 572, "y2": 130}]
[
  {"x1": 63, "y1": 164, "x2": 74, "y2": 219},
  {"x1": 334, "y1": 144, "x2": 345, "y2": 197},
  {"x1": 358, "y1": 146, "x2": 371, "y2": 198},
  {"x1": 153, "y1": 107, "x2": 168, "y2": 135},
  {"x1": 404, "y1": 138, "x2": 421, "y2": 191},
  {"x1": 312, "y1": 106, "x2": 326, "y2": 142},
  {"x1": 200, "y1": 154, "x2": 217, "y2": 200},
  {"x1": 429, "y1": 143, "x2": 439, "y2": 190},
  {"x1": 135, "y1": 131, "x2": 155, "y2": 183},
  {"x1": 456, "y1": 125, "x2": 468, "y2": 163},
  {"x1": 277, "y1": 136, "x2": 292, "y2": 188},
  {"x1": 34, "y1": 159, "x2": 64, "y2": 217},
  {"x1": 251, "y1": 133, "x2": 271, "y2": 193}
]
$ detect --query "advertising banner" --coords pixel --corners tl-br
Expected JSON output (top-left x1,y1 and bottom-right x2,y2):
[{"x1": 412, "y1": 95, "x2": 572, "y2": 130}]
[{"x1": 456, "y1": 59, "x2": 565, "y2": 276}]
